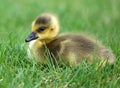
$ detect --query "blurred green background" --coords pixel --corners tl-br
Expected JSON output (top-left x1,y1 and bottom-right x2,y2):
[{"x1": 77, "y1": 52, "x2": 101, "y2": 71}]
[{"x1": 0, "y1": 0, "x2": 120, "y2": 87}]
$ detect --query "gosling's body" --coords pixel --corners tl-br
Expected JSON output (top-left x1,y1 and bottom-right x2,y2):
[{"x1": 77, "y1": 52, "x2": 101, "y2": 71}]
[
  {"x1": 28, "y1": 34, "x2": 114, "y2": 66},
  {"x1": 25, "y1": 13, "x2": 114, "y2": 66}
]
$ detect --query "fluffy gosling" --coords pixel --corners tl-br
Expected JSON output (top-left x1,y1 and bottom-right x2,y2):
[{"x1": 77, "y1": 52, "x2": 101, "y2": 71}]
[{"x1": 25, "y1": 13, "x2": 115, "y2": 67}]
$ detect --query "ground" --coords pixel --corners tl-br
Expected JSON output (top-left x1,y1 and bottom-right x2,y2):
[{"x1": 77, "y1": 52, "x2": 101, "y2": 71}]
[{"x1": 0, "y1": 0, "x2": 120, "y2": 88}]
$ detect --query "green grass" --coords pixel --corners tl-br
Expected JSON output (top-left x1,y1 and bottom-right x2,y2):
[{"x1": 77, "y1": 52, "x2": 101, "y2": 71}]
[{"x1": 0, "y1": 0, "x2": 120, "y2": 88}]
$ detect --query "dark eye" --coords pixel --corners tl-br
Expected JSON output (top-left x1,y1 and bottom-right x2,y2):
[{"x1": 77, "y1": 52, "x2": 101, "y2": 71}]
[{"x1": 37, "y1": 26, "x2": 46, "y2": 32}]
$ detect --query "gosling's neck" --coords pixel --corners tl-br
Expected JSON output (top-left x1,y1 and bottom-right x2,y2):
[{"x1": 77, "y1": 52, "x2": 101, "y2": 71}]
[
  {"x1": 40, "y1": 37, "x2": 57, "y2": 45},
  {"x1": 39, "y1": 33, "x2": 59, "y2": 45}
]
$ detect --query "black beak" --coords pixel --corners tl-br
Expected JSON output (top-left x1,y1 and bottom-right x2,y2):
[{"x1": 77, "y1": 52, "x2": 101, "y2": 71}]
[{"x1": 25, "y1": 32, "x2": 38, "y2": 42}]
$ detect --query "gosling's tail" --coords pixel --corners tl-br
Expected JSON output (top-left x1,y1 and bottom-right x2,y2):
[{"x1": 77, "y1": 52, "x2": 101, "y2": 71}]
[{"x1": 99, "y1": 48, "x2": 115, "y2": 64}]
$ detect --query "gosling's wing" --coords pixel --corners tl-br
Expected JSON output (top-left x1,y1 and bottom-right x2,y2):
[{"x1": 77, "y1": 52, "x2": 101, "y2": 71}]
[{"x1": 58, "y1": 34, "x2": 97, "y2": 52}]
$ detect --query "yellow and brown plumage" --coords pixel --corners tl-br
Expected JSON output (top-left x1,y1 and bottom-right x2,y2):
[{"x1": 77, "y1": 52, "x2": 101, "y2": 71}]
[{"x1": 25, "y1": 13, "x2": 115, "y2": 66}]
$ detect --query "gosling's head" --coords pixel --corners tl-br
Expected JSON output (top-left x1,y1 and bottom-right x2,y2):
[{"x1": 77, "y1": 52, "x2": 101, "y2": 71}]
[{"x1": 25, "y1": 13, "x2": 59, "y2": 43}]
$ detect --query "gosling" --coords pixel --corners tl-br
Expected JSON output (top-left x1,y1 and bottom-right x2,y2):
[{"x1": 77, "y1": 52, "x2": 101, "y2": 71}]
[{"x1": 25, "y1": 13, "x2": 115, "y2": 67}]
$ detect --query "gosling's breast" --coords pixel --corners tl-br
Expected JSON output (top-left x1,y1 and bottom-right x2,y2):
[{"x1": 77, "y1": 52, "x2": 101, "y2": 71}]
[
  {"x1": 27, "y1": 40, "x2": 48, "y2": 64},
  {"x1": 27, "y1": 40, "x2": 36, "y2": 59}
]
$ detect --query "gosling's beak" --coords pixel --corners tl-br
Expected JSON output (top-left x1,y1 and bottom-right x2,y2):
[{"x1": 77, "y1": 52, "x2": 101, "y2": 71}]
[{"x1": 25, "y1": 32, "x2": 38, "y2": 42}]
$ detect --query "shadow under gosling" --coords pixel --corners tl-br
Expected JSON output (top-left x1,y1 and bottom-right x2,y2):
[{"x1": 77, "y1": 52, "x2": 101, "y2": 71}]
[{"x1": 25, "y1": 13, "x2": 115, "y2": 67}]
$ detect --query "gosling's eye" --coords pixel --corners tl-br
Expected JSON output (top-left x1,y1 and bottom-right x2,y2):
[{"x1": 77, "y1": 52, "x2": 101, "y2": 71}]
[{"x1": 37, "y1": 26, "x2": 46, "y2": 32}]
